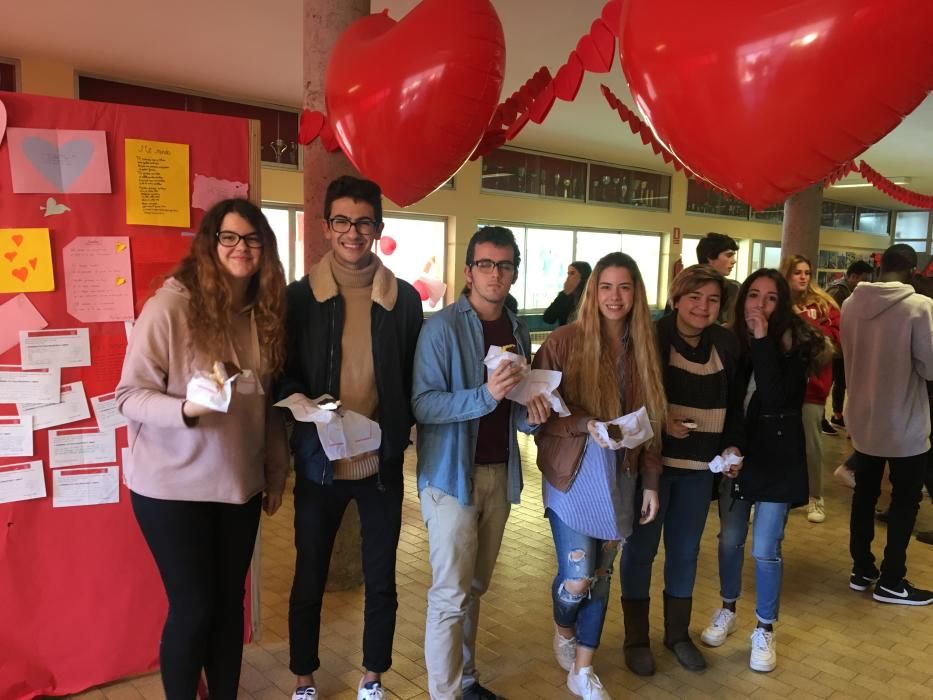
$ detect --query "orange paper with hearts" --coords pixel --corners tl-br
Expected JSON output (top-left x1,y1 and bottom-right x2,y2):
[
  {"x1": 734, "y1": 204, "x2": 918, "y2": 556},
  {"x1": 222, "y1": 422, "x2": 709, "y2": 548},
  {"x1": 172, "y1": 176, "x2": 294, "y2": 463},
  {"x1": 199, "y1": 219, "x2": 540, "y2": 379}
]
[{"x1": 0, "y1": 228, "x2": 55, "y2": 292}]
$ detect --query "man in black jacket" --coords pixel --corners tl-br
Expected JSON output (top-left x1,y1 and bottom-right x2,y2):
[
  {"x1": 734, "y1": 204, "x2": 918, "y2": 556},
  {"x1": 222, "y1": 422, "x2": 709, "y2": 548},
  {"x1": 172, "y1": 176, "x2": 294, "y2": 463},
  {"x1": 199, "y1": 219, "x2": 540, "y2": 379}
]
[{"x1": 277, "y1": 176, "x2": 423, "y2": 700}]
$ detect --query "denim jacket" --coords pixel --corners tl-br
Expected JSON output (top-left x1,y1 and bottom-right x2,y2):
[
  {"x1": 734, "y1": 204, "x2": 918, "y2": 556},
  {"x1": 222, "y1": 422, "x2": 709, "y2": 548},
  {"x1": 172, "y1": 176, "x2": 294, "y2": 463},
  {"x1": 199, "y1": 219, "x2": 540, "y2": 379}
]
[{"x1": 413, "y1": 295, "x2": 535, "y2": 505}]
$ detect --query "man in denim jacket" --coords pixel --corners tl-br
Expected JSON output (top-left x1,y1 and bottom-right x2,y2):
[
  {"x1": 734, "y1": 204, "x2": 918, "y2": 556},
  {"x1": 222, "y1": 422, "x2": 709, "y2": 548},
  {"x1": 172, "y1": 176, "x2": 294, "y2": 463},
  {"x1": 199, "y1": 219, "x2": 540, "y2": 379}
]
[{"x1": 413, "y1": 226, "x2": 550, "y2": 699}]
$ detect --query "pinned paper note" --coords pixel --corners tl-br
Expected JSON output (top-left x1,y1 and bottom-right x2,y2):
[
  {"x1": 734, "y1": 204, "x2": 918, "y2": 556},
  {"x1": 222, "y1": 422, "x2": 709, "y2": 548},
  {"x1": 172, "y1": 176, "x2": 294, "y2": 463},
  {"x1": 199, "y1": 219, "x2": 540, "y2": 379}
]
[
  {"x1": 125, "y1": 138, "x2": 190, "y2": 227},
  {"x1": 0, "y1": 294, "x2": 47, "y2": 356},
  {"x1": 0, "y1": 460, "x2": 46, "y2": 505},
  {"x1": 20, "y1": 328, "x2": 91, "y2": 368},
  {"x1": 7, "y1": 128, "x2": 111, "y2": 193},
  {"x1": 18, "y1": 381, "x2": 91, "y2": 431},
  {"x1": 40, "y1": 197, "x2": 71, "y2": 217},
  {"x1": 192, "y1": 174, "x2": 248, "y2": 211},
  {"x1": 48, "y1": 427, "x2": 116, "y2": 468},
  {"x1": 0, "y1": 228, "x2": 54, "y2": 293},
  {"x1": 63, "y1": 236, "x2": 134, "y2": 323},
  {"x1": 53, "y1": 465, "x2": 119, "y2": 507}
]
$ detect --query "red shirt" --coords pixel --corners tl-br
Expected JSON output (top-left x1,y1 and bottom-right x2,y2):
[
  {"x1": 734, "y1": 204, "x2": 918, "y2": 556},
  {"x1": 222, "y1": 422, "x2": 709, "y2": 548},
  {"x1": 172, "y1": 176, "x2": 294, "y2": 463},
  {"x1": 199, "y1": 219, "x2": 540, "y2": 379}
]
[
  {"x1": 799, "y1": 302, "x2": 840, "y2": 404},
  {"x1": 474, "y1": 315, "x2": 515, "y2": 464}
]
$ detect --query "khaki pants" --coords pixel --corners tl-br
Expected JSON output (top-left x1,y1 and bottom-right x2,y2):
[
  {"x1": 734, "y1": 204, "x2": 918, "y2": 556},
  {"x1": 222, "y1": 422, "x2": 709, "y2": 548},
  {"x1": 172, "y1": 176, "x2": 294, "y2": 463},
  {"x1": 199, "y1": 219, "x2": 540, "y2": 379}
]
[
  {"x1": 802, "y1": 402, "x2": 824, "y2": 500},
  {"x1": 420, "y1": 465, "x2": 511, "y2": 699}
]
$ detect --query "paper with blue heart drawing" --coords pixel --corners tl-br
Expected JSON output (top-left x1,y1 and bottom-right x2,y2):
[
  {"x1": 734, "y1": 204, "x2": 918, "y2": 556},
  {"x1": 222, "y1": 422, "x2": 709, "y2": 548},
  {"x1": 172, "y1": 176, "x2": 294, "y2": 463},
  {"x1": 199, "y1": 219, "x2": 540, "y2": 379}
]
[{"x1": 6, "y1": 127, "x2": 111, "y2": 194}]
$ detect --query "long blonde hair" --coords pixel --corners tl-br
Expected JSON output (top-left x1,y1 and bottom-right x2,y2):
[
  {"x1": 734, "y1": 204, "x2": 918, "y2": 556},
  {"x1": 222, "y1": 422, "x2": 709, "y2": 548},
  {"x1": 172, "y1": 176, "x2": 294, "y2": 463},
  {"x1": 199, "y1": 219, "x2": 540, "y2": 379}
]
[
  {"x1": 563, "y1": 252, "x2": 667, "y2": 442},
  {"x1": 780, "y1": 254, "x2": 839, "y2": 316}
]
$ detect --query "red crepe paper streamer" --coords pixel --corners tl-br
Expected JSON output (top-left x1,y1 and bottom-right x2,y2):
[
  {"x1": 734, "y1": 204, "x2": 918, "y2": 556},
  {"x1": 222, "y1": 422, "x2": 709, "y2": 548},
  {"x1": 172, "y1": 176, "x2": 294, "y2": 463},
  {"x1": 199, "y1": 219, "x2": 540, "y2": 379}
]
[
  {"x1": 599, "y1": 84, "x2": 684, "y2": 171},
  {"x1": 858, "y1": 161, "x2": 933, "y2": 209}
]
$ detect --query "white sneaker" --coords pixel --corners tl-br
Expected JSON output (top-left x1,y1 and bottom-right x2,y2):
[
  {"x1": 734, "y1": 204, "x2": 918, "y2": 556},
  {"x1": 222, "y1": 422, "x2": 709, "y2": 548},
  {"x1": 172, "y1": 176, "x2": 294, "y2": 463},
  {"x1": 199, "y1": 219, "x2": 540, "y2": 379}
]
[
  {"x1": 833, "y1": 465, "x2": 856, "y2": 489},
  {"x1": 553, "y1": 627, "x2": 577, "y2": 672},
  {"x1": 807, "y1": 497, "x2": 826, "y2": 523},
  {"x1": 357, "y1": 679, "x2": 385, "y2": 700},
  {"x1": 292, "y1": 687, "x2": 317, "y2": 700},
  {"x1": 700, "y1": 607, "x2": 737, "y2": 647},
  {"x1": 567, "y1": 664, "x2": 611, "y2": 699},
  {"x1": 749, "y1": 628, "x2": 777, "y2": 672}
]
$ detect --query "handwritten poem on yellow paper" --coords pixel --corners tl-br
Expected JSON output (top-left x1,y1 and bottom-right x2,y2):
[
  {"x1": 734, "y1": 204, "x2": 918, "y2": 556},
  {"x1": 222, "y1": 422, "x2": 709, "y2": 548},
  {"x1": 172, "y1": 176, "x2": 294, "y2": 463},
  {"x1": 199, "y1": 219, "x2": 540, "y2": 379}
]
[{"x1": 125, "y1": 138, "x2": 190, "y2": 228}]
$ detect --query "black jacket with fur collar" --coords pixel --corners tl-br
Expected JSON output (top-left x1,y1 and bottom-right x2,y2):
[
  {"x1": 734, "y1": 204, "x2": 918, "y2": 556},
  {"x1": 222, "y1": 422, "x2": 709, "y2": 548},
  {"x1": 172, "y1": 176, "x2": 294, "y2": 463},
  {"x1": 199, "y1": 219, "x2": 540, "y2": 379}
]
[{"x1": 275, "y1": 254, "x2": 423, "y2": 485}]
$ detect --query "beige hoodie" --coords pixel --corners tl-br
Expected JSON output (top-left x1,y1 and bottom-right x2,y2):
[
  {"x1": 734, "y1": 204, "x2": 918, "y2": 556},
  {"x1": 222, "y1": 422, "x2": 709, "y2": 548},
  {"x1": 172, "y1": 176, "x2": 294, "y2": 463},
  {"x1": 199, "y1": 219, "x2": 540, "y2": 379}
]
[{"x1": 115, "y1": 278, "x2": 288, "y2": 503}]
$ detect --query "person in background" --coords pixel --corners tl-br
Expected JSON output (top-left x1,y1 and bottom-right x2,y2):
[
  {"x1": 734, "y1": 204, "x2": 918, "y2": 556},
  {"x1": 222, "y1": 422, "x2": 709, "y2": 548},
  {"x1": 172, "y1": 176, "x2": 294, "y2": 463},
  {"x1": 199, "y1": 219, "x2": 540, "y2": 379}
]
[
  {"x1": 620, "y1": 264, "x2": 745, "y2": 677},
  {"x1": 826, "y1": 260, "x2": 873, "y2": 430},
  {"x1": 781, "y1": 255, "x2": 840, "y2": 524},
  {"x1": 843, "y1": 244, "x2": 933, "y2": 604},
  {"x1": 413, "y1": 226, "x2": 550, "y2": 700},
  {"x1": 543, "y1": 261, "x2": 592, "y2": 326},
  {"x1": 116, "y1": 198, "x2": 289, "y2": 699},
  {"x1": 695, "y1": 233, "x2": 740, "y2": 324},
  {"x1": 279, "y1": 176, "x2": 423, "y2": 700},
  {"x1": 710, "y1": 268, "x2": 831, "y2": 673},
  {"x1": 533, "y1": 252, "x2": 667, "y2": 699}
]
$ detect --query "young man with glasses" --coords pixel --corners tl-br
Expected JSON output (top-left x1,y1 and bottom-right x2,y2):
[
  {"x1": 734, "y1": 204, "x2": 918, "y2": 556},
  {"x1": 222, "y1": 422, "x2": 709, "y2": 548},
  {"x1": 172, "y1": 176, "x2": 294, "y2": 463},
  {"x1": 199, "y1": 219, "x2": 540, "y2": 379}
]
[
  {"x1": 277, "y1": 176, "x2": 423, "y2": 700},
  {"x1": 413, "y1": 226, "x2": 551, "y2": 699}
]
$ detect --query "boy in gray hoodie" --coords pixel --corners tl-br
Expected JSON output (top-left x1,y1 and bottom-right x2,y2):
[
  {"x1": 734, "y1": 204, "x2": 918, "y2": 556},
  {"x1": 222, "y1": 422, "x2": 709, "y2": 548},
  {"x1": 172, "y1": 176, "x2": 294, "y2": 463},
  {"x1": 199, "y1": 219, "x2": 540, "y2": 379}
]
[{"x1": 841, "y1": 244, "x2": 933, "y2": 606}]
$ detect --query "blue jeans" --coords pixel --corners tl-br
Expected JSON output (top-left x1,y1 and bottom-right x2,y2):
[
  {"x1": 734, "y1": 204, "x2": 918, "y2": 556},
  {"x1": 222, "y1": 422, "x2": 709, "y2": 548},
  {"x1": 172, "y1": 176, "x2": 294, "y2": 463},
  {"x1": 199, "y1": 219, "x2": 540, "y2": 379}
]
[
  {"x1": 620, "y1": 468, "x2": 714, "y2": 600},
  {"x1": 717, "y1": 488, "x2": 790, "y2": 624},
  {"x1": 548, "y1": 510, "x2": 620, "y2": 650}
]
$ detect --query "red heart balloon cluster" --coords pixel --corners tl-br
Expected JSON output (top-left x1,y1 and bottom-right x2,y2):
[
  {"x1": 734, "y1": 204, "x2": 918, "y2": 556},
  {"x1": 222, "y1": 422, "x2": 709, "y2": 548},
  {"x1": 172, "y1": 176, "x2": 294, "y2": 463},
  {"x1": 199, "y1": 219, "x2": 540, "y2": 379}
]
[
  {"x1": 325, "y1": 0, "x2": 505, "y2": 207},
  {"x1": 619, "y1": 0, "x2": 933, "y2": 210}
]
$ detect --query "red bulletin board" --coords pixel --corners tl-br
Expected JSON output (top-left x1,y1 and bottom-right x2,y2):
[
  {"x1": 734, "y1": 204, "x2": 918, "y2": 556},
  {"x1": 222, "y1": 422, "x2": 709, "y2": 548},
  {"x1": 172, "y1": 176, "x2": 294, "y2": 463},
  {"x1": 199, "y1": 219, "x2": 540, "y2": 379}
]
[{"x1": 0, "y1": 92, "x2": 252, "y2": 699}]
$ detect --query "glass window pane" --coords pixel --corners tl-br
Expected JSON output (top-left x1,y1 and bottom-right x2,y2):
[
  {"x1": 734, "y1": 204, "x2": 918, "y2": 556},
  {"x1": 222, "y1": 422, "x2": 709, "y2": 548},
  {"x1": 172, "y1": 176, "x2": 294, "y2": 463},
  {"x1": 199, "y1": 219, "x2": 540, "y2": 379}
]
[
  {"x1": 682, "y1": 237, "x2": 701, "y2": 267},
  {"x1": 262, "y1": 207, "x2": 291, "y2": 281},
  {"x1": 762, "y1": 245, "x2": 782, "y2": 270},
  {"x1": 523, "y1": 228, "x2": 574, "y2": 309},
  {"x1": 900, "y1": 240, "x2": 928, "y2": 253},
  {"x1": 509, "y1": 227, "x2": 527, "y2": 309},
  {"x1": 575, "y1": 231, "x2": 622, "y2": 267},
  {"x1": 294, "y1": 211, "x2": 305, "y2": 280},
  {"x1": 621, "y1": 234, "x2": 661, "y2": 306},
  {"x1": 895, "y1": 211, "x2": 930, "y2": 239},
  {"x1": 856, "y1": 207, "x2": 890, "y2": 235},
  {"x1": 379, "y1": 216, "x2": 447, "y2": 312}
]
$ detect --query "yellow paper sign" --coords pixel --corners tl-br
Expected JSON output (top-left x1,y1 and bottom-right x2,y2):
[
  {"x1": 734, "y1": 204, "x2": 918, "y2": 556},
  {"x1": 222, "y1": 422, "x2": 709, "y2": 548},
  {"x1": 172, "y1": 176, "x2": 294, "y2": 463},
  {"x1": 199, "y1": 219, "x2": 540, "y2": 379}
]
[
  {"x1": 125, "y1": 138, "x2": 190, "y2": 228},
  {"x1": 0, "y1": 228, "x2": 55, "y2": 292}
]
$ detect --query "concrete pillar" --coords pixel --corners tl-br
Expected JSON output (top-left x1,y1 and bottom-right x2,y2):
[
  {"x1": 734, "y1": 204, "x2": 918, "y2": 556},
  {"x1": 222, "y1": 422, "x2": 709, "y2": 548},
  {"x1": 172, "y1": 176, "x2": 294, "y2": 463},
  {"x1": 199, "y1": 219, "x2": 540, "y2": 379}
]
[
  {"x1": 302, "y1": 0, "x2": 369, "y2": 591},
  {"x1": 781, "y1": 184, "x2": 823, "y2": 265}
]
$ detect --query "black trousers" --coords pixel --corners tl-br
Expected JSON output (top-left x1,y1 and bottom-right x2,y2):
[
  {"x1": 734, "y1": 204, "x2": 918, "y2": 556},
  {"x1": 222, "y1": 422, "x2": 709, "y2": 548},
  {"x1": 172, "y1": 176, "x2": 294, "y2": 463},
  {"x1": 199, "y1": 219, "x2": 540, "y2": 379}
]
[
  {"x1": 131, "y1": 491, "x2": 261, "y2": 700},
  {"x1": 288, "y1": 473, "x2": 403, "y2": 675},
  {"x1": 831, "y1": 357, "x2": 846, "y2": 415},
  {"x1": 850, "y1": 451, "x2": 927, "y2": 585}
]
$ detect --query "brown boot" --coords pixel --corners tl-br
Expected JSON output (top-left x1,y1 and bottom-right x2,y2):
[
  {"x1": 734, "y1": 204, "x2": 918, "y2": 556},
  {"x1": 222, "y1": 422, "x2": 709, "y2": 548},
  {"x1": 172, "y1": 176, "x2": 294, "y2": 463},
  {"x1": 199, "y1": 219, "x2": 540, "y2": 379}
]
[
  {"x1": 622, "y1": 597, "x2": 655, "y2": 676},
  {"x1": 663, "y1": 592, "x2": 707, "y2": 671}
]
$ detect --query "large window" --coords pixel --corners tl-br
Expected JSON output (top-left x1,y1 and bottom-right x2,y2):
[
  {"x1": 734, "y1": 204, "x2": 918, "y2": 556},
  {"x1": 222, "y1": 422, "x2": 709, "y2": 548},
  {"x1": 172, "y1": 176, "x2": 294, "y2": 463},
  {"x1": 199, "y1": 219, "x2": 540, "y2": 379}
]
[
  {"x1": 681, "y1": 236, "x2": 748, "y2": 281},
  {"x1": 894, "y1": 211, "x2": 931, "y2": 254},
  {"x1": 483, "y1": 223, "x2": 663, "y2": 308},
  {"x1": 379, "y1": 215, "x2": 447, "y2": 312},
  {"x1": 262, "y1": 206, "x2": 304, "y2": 282}
]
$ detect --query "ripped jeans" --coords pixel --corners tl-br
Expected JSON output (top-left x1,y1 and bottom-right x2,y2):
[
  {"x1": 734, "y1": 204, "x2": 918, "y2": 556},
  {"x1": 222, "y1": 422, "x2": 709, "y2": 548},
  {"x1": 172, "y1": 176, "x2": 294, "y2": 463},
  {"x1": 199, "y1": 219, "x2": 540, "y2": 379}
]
[{"x1": 547, "y1": 509, "x2": 620, "y2": 650}]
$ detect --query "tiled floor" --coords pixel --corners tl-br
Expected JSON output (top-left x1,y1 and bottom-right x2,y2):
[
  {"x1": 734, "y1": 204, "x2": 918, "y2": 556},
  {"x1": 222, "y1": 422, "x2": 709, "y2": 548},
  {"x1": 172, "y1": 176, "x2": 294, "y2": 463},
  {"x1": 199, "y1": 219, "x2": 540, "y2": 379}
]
[{"x1": 73, "y1": 430, "x2": 933, "y2": 699}]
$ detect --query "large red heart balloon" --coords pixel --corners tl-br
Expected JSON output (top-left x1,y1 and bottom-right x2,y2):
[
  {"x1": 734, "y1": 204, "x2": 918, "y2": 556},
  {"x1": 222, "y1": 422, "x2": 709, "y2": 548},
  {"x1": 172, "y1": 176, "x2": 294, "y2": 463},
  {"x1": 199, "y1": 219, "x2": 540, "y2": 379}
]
[
  {"x1": 619, "y1": 0, "x2": 933, "y2": 209},
  {"x1": 326, "y1": 0, "x2": 505, "y2": 207}
]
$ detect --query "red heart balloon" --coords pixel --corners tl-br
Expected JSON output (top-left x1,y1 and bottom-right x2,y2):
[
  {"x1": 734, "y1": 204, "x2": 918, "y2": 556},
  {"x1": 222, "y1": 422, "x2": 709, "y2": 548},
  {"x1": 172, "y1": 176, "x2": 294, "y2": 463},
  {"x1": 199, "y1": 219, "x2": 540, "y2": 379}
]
[
  {"x1": 326, "y1": 0, "x2": 505, "y2": 206},
  {"x1": 619, "y1": 0, "x2": 933, "y2": 209}
]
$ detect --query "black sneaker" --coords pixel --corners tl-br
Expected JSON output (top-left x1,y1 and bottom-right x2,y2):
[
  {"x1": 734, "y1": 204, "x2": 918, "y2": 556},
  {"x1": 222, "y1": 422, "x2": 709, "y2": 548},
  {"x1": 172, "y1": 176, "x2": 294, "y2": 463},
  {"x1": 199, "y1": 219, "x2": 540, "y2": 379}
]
[
  {"x1": 872, "y1": 580, "x2": 933, "y2": 605},
  {"x1": 464, "y1": 683, "x2": 501, "y2": 700},
  {"x1": 850, "y1": 570, "x2": 879, "y2": 591},
  {"x1": 829, "y1": 415, "x2": 846, "y2": 429},
  {"x1": 821, "y1": 418, "x2": 838, "y2": 436}
]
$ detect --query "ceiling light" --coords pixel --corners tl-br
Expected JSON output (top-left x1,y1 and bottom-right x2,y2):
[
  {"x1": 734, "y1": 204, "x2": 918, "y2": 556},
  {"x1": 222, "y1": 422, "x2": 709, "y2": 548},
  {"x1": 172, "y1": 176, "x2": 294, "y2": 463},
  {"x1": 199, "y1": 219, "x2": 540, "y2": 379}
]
[{"x1": 831, "y1": 176, "x2": 911, "y2": 189}]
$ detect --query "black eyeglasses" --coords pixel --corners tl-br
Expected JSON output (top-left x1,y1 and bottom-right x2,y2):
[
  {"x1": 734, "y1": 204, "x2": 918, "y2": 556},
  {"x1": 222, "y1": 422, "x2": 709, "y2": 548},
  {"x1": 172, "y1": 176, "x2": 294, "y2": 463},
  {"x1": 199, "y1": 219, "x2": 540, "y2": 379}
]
[
  {"x1": 216, "y1": 231, "x2": 264, "y2": 248},
  {"x1": 471, "y1": 259, "x2": 515, "y2": 274},
  {"x1": 327, "y1": 216, "x2": 379, "y2": 237}
]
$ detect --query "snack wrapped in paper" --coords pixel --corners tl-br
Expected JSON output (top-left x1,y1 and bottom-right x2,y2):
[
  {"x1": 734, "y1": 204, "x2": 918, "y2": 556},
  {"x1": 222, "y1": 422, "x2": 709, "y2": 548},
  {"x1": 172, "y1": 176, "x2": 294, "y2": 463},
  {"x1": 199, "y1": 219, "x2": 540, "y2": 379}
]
[
  {"x1": 274, "y1": 393, "x2": 381, "y2": 460},
  {"x1": 592, "y1": 406, "x2": 654, "y2": 450},
  {"x1": 185, "y1": 361, "x2": 241, "y2": 413},
  {"x1": 482, "y1": 345, "x2": 570, "y2": 417},
  {"x1": 709, "y1": 452, "x2": 743, "y2": 474}
]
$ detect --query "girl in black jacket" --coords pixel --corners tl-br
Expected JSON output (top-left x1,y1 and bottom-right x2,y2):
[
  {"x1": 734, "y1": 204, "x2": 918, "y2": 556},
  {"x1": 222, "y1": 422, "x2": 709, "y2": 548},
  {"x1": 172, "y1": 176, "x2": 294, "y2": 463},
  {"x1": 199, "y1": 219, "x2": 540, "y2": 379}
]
[{"x1": 698, "y1": 268, "x2": 830, "y2": 674}]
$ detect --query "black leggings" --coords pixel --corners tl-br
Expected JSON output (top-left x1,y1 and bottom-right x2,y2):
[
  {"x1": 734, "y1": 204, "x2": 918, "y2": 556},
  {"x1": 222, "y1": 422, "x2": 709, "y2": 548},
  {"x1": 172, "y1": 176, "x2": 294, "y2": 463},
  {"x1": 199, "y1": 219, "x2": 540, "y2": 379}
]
[{"x1": 131, "y1": 491, "x2": 261, "y2": 699}]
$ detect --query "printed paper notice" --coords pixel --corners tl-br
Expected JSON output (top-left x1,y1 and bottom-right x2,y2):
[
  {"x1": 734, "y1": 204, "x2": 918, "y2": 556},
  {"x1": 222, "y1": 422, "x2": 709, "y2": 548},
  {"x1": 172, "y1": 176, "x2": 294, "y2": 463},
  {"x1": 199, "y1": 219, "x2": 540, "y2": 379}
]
[
  {"x1": 0, "y1": 228, "x2": 55, "y2": 293},
  {"x1": 125, "y1": 138, "x2": 190, "y2": 228},
  {"x1": 192, "y1": 174, "x2": 248, "y2": 211},
  {"x1": 18, "y1": 381, "x2": 91, "y2": 430},
  {"x1": 48, "y1": 427, "x2": 115, "y2": 468},
  {"x1": 63, "y1": 237, "x2": 135, "y2": 323},
  {"x1": 6, "y1": 127, "x2": 111, "y2": 194},
  {"x1": 0, "y1": 294, "x2": 47, "y2": 356},
  {"x1": 0, "y1": 460, "x2": 46, "y2": 504},
  {"x1": 90, "y1": 392, "x2": 127, "y2": 432},
  {"x1": 0, "y1": 365, "x2": 60, "y2": 403},
  {"x1": 20, "y1": 328, "x2": 91, "y2": 368},
  {"x1": 0, "y1": 415, "x2": 34, "y2": 457},
  {"x1": 53, "y1": 465, "x2": 119, "y2": 507}
]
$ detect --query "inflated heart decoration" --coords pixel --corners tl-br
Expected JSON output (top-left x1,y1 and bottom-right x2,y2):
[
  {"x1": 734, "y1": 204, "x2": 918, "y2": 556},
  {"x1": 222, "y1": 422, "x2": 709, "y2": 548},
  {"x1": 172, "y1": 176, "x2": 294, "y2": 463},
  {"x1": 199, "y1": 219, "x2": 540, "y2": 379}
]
[
  {"x1": 619, "y1": 0, "x2": 933, "y2": 209},
  {"x1": 326, "y1": 0, "x2": 505, "y2": 206}
]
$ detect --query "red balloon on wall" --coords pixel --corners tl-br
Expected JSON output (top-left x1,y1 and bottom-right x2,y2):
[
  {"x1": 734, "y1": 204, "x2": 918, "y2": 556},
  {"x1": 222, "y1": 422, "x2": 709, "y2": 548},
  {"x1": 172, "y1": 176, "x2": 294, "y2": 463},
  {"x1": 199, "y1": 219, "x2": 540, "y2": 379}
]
[
  {"x1": 412, "y1": 279, "x2": 430, "y2": 301},
  {"x1": 618, "y1": 0, "x2": 933, "y2": 210},
  {"x1": 326, "y1": 0, "x2": 506, "y2": 207},
  {"x1": 379, "y1": 236, "x2": 397, "y2": 256}
]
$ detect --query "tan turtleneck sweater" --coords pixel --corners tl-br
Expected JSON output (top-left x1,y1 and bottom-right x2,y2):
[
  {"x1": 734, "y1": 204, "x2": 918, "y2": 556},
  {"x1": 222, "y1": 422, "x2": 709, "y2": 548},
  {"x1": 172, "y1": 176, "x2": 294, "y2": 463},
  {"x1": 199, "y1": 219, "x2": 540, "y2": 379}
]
[{"x1": 330, "y1": 254, "x2": 380, "y2": 480}]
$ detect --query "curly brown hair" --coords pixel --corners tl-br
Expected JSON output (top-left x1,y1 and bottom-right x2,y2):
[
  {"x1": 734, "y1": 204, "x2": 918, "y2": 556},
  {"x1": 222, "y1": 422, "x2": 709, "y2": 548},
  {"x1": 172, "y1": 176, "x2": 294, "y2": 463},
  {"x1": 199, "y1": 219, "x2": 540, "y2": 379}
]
[{"x1": 170, "y1": 199, "x2": 286, "y2": 375}]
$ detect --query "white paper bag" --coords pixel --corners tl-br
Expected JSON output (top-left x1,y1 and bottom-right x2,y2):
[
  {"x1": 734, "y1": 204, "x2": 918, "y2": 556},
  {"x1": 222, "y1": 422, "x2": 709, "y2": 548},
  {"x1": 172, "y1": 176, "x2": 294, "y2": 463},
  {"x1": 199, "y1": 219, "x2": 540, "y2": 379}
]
[
  {"x1": 482, "y1": 345, "x2": 570, "y2": 417},
  {"x1": 185, "y1": 362, "x2": 241, "y2": 413},
  {"x1": 592, "y1": 406, "x2": 654, "y2": 450},
  {"x1": 274, "y1": 393, "x2": 381, "y2": 460},
  {"x1": 709, "y1": 452, "x2": 743, "y2": 474}
]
